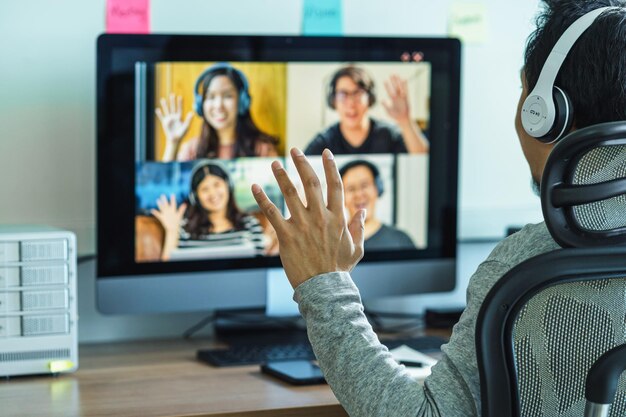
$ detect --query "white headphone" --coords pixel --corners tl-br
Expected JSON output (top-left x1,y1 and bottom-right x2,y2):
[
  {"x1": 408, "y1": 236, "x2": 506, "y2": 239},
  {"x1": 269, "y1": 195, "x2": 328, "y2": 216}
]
[{"x1": 521, "y1": 6, "x2": 611, "y2": 144}]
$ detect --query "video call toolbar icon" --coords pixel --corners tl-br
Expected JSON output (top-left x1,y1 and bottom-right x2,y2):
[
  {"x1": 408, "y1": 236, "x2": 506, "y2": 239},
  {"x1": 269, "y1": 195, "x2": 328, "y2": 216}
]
[{"x1": 400, "y1": 51, "x2": 424, "y2": 62}]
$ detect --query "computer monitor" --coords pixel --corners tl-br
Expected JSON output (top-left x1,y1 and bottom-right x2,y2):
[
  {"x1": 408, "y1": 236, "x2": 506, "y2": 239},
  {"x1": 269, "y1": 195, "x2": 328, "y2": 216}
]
[{"x1": 96, "y1": 34, "x2": 460, "y2": 315}]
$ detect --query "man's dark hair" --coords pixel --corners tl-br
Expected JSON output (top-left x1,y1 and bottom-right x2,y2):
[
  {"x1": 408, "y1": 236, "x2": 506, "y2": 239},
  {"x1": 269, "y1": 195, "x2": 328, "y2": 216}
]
[
  {"x1": 524, "y1": 0, "x2": 626, "y2": 128},
  {"x1": 327, "y1": 66, "x2": 377, "y2": 108},
  {"x1": 338, "y1": 159, "x2": 384, "y2": 197}
]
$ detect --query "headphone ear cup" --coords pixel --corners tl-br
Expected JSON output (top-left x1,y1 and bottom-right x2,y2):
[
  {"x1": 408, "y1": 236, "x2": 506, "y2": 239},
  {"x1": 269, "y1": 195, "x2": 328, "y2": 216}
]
[
  {"x1": 238, "y1": 91, "x2": 251, "y2": 115},
  {"x1": 537, "y1": 87, "x2": 574, "y2": 144},
  {"x1": 375, "y1": 175, "x2": 384, "y2": 197},
  {"x1": 194, "y1": 93, "x2": 204, "y2": 117},
  {"x1": 327, "y1": 84, "x2": 335, "y2": 109},
  {"x1": 227, "y1": 175, "x2": 235, "y2": 194},
  {"x1": 552, "y1": 86, "x2": 574, "y2": 143},
  {"x1": 189, "y1": 191, "x2": 196, "y2": 206},
  {"x1": 368, "y1": 89, "x2": 376, "y2": 107}
]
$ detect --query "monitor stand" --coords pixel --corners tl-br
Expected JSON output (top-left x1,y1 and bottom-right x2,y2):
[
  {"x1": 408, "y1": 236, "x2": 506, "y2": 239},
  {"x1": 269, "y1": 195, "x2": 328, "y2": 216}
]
[
  {"x1": 212, "y1": 307, "x2": 308, "y2": 346},
  {"x1": 185, "y1": 268, "x2": 306, "y2": 345}
]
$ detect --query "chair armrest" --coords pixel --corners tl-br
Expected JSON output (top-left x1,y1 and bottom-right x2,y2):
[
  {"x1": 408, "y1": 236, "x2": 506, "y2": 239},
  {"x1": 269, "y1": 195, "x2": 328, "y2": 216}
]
[{"x1": 585, "y1": 344, "x2": 626, "y2": 417}]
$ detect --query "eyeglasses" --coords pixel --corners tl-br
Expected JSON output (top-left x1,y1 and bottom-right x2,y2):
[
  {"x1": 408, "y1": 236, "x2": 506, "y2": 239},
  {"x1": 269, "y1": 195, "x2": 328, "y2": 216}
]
[
  {"x1": 344, "y1": 181, "x2": 376, "y2": 195},
  {"x1": 334, "y1": 89, "x2": 368, "y2": 103}
]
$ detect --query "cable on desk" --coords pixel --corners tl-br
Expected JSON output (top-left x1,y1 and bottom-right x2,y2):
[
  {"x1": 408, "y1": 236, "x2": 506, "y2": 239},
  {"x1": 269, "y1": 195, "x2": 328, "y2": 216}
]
[{"x1": 183, "y1": 312, "x2": 217, "y2": 339}]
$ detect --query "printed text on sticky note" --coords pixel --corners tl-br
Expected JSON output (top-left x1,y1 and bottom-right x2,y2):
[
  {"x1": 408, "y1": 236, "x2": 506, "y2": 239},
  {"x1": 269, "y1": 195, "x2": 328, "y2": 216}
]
[
  {"x1": 107, "y1": 0, "x2": 150, "y2": 34},
  {"x1": 448, "y1": 2, "x2": 488, "y2": 44},
  {"x1": 302, "y1": 0, "x2": 343, "y2": 36}
]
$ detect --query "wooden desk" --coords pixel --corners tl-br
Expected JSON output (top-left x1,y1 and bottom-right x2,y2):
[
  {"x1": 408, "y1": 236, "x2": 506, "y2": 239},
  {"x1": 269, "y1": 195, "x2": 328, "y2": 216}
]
[{"x1": 0, "y1": 338, "x2": 348, "y2": 417}]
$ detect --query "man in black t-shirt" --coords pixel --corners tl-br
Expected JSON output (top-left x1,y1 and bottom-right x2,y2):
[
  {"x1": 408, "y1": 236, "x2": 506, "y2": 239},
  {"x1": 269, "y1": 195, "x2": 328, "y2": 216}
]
[
  {"x1": 305, "y1": 118, "x2": 409, "y2": 154},
  {"x1": 304, "y1": 65, "x2": 429, "y2": 155}
]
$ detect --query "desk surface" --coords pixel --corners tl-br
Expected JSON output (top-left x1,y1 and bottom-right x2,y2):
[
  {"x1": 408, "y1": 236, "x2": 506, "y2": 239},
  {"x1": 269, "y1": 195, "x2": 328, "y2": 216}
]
[{"x1": 1, "y1": 338, "x2": 348, "y2": 417}]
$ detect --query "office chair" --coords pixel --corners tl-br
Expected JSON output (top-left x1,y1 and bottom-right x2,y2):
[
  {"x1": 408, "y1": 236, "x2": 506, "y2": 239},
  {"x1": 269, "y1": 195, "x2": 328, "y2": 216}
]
[{"x1": 476, "y1": 122, "x2": 626, "y2": 417}]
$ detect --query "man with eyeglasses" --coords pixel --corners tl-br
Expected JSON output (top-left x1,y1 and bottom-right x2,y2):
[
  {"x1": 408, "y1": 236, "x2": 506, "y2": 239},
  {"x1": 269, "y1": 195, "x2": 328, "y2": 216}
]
[
  {"x1": 304, "y1": 65, "x2": 430, "y2": 155},
  {"x1": 339, "y1": 159, "x2": 416, "y2": 250}
]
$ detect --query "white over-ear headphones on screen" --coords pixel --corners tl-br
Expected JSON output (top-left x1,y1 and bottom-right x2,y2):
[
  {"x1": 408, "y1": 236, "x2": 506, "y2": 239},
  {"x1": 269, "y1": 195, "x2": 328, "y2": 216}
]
[{"x1": 521, "y1": 6, "x2": 611, "y2": 144}]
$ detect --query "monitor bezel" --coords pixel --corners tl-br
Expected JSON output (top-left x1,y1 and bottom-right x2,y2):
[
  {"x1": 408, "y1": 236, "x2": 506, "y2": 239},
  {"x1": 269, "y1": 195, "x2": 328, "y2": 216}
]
[{"x1": 96, "y1": 34, "x2": 460, "y2": 279}]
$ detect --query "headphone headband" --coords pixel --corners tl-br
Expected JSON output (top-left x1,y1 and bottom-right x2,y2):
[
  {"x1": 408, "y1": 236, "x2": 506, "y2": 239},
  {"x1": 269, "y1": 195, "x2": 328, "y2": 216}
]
[
  {"x1": 521, "y1": 7, "x2": 612, "y2": 143},
  {"x1": 193, "y1": 62, "x2": 251, "y2": 117},
  {"x1": 326, "y1": 66, "x2": 376, "y2": 109},
  {"x1": 188, "y1": 160, "x2": 234, "y2": 206}
]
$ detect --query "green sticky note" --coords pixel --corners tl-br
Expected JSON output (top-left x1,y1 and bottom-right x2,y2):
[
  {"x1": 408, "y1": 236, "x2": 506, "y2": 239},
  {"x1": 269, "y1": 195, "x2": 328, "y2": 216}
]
[
  {"x1": 448, "y1": 2, "x2": 488, "y2": 44},
  {"x1": 302, "y1": 0, "x2": 343, "y2": 36}
]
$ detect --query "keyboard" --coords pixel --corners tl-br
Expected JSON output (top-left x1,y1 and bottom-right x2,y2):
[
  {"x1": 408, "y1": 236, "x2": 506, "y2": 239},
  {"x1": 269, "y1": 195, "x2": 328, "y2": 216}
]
[{"x1": 197, "y1": 335, "x2": 448, "y2": 367}]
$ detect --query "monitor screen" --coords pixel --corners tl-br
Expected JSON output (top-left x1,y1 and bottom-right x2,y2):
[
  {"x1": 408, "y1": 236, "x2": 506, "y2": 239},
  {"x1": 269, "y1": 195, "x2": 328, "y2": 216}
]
[{"x1": 97, "y1": 35, "x2": 459, "y2": 314}]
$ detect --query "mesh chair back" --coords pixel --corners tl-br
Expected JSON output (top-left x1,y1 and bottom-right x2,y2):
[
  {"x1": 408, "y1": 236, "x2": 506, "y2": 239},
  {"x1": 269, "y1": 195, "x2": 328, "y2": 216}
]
[
  {"x1": 513, "y1": 279, "x2": 626, "y2": 417},
  {"x1": 478, "y1": 122, "x2": 626, "y2": 417}
]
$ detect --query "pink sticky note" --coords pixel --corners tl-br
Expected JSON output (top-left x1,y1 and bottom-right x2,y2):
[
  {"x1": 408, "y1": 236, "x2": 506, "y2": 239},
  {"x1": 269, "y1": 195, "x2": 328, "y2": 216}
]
[{"x1": 106, "y1": 0, "x2": 150, "y2": 34}]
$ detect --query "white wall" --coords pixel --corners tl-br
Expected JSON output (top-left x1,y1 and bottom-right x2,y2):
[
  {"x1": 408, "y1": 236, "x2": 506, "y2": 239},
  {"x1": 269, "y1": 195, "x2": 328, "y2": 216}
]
[
  {"x1": 0, "y1": 0, "x2": 541, "y2": 255},
  {"x1": 0, "y1": 0, "x2": 543, "y2": 340}
]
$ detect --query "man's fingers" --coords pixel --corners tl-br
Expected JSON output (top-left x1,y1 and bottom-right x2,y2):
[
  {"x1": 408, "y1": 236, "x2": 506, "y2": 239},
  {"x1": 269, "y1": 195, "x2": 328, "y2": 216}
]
[
  {"x1": 290, "y1": 148, "x2": 324, "y2": 211},
  {"x1": 390, "y1": 75, "x2": 405, "y2": 98},
  {"x1": 384, "y1": 79, "x2": 396, "y2": 99},
  {"x1": 381, "y1": 99, "x2": 393, "y2": 115},
  {"x1": 348, "y1": 209, "x2": 366, "y2": 260},
  {"x1": 271, "y1": 160, "x2": 305, "y2": 217},
  {"x1": 251, "y1": 184, "x2": 286, "y2": 232},
  {"x1": 397, "y1": 77, "x2": 408, "y2": 99},
  {"x1": 322, "y1": 149, "x2": 344, "y2": 214},
  {"x1": 391, "y1": 74, "x2": 401, "y2": 91}
]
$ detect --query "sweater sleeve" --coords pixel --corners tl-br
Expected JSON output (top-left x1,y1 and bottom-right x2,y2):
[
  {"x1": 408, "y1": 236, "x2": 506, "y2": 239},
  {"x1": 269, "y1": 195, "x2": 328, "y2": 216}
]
[
  {"x1": 294, "y1": 272, "x2": 442, "y2": 417},
  {"x1": 294, "y1": 260, "x2": 511, "y2": 417}
]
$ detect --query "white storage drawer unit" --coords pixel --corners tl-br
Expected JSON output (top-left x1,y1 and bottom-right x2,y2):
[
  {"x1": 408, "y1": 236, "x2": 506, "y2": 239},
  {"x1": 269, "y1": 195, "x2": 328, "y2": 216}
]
[{"x1": 0, "y1": 226, "x2": 78, "y2": 377}]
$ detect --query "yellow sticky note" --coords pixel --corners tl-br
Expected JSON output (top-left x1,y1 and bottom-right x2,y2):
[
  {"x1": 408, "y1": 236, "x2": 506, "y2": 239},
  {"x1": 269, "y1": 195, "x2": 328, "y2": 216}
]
[{"x1": 448, "y1": 2, "x2": 488, "y2": 44}]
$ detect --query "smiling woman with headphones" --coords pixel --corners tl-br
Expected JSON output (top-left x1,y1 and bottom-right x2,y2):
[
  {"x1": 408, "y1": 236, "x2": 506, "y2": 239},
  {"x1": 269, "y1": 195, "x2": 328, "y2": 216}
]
[
  {"x1": 150, "y1": 160, "x2": 267, "y2": 261},
  {"x1": 156, "y1": 63, "x2": 278, "y2": 161}
]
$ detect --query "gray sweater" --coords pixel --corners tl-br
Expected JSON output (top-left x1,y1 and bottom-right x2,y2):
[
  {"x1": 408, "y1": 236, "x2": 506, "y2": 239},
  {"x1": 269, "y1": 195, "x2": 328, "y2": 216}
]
[{"x1": 293, "y1": 222, "x2": 560, "y2": 417}]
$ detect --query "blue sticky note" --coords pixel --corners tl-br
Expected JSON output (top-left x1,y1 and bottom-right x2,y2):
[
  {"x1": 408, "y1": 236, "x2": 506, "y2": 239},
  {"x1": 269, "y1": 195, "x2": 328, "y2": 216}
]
[{"x1": 302, "y1": 0, "x2": 343, "y2": 36}]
